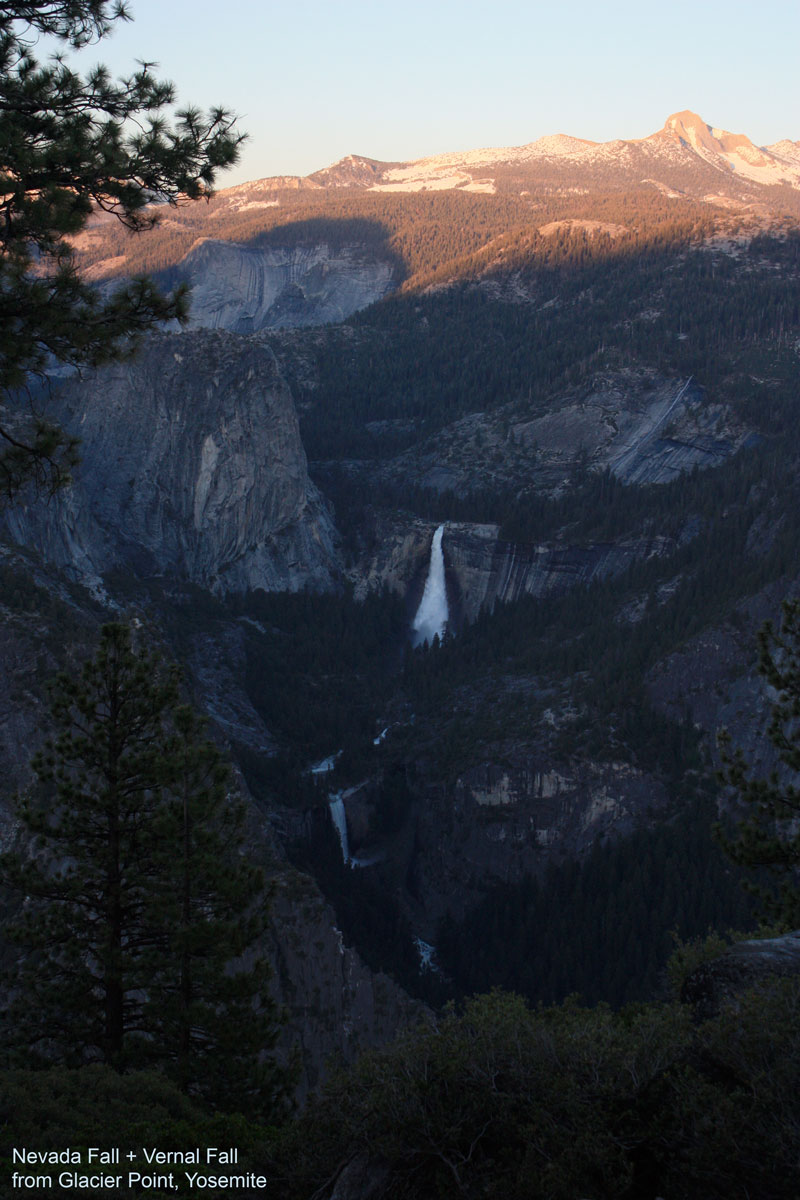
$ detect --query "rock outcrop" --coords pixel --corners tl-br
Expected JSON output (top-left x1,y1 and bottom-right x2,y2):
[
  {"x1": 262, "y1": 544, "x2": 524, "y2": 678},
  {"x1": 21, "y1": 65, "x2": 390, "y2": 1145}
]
[
  {"x1": 3, "y1": 330, "x2": 340, "y2": 594},
  {"x1": 444, "y1": 524, "x2": 677, "y2": 623},
  {"x1": 646, "y1": 574, "x2": 800, "y2": 777},
  {"x1": 338, "y1": 733, "x2": 670, "y2": 936},
  {"x1": 176, "y1": 238, "x2": 395, "y2": 332},
  {"x1": 682, "y1": 931, "x2": 800, "y2": 1019},
  {"x1": 267, "y1": 870, "x2": 424, "y2": 1100},
  {"x1": 379, "y1": 371, "x2": 752, "y2": 498},
  {"x1": 402, "y1": 754, "x2": 669, "y2": 929}
]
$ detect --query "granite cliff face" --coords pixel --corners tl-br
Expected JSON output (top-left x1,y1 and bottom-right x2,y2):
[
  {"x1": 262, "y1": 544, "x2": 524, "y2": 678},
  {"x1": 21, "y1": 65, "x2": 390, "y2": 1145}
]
[
  {"x1": 350, "y1": 515, "x2": 678, "y2": 626},
  {"x1": 267, "y1": 870, "x2": 423, "y2": 1099},
  {"x1": 175, "y1": 238, "x2": 395, "y2": 333},
  {"x1": 378, "y1": 371, "x2": 752, "y2": 498},
  {"x1": 443, "y1": 524, "x2": 677, "y2": 623},
  {"x1": 3, "y1": 330, "x2": 340, "y2": 594},
  {"x1": 346, "y1": 753, "x2": 670, "y2": 934}
]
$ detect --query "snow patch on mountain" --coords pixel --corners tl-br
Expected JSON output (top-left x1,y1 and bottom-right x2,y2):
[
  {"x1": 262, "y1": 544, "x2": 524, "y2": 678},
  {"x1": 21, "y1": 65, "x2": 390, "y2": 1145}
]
[
  {"x1": 371, "y1": 168, "x2": 495, "y2": 193},
  {"x1": 767, "y1": 139, "x2": 800, "y2": 166}
]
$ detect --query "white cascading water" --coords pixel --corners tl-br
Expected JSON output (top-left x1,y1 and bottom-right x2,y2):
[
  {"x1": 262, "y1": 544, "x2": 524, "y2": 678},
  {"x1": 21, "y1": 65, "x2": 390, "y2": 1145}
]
[
  {"x1": 329, "y1": 794, "x2": 350, "y2": 865},
  {"x1": 329, "y1": 795, "x2": 380, "y2": 868},
  {"x1": 412, "y1": 524, "x2": 449, "y2": 647},
  {"x1": 414, "y1": 938, "x2": 439, "y2": 973}
]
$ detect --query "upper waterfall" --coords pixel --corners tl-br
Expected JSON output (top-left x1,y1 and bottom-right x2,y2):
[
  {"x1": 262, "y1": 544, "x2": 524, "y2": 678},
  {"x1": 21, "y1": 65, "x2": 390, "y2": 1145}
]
[{"x1": 412, "y1": 524, "x2": 449, "y2": 646}]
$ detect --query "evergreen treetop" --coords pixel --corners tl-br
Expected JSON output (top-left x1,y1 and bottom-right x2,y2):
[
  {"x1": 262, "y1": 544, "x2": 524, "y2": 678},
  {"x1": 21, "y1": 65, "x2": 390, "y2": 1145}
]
[{"x1": 0, "y1": 0, "x2": 244, "y2": 497}]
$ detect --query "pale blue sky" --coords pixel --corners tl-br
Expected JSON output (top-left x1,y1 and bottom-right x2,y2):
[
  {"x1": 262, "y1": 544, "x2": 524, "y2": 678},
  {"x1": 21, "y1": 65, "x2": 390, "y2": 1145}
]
[{"x1": 57, "y1": 0, "x2": 800, "y2": 186}]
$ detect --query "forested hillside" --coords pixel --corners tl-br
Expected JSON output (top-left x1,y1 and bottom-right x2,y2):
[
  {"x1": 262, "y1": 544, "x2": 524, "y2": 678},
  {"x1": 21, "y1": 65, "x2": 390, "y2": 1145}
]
[{"x1": 60, "y1": 180, "x2": 800, "y2": 1012}]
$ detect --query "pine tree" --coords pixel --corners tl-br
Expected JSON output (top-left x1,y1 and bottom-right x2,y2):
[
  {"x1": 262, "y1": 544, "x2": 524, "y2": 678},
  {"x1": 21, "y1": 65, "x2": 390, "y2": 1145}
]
[
  {"x1": 0, "y1": 623, "x2": 286, "y2": 1113},
  {"x1": 1, "y1": 623, "x2": 180, "y2": 1066},
  {"x1": 146, "y1": 704, "x2": 288, "y2": 1114},
  {"x1": 718, "y1": 598, "x2": 800, "y2": 927},
  {"x1": 0, "y1": 1, "x2": 243, "y2": 498}
]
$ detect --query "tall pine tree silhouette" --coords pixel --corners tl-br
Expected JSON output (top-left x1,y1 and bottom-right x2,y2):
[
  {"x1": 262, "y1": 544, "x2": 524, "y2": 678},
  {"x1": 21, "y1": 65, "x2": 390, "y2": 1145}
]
[
  {"x1": 147, "y1": 703, "x2": 288, "y2": 1113},
  {"x1": 1, "y1": 623, "x2": 287, "y2": 1114}
]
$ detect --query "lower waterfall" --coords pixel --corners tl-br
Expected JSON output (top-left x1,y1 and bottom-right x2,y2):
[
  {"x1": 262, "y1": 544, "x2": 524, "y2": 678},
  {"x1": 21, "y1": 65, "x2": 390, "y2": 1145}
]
[{"x1": 329, "y1": 794, "x2": 350, "y2": 865}]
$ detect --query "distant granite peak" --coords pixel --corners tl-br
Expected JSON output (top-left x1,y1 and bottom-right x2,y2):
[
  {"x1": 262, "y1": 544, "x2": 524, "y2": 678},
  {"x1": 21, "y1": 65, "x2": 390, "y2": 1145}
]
[
  {"x1": 309, "y1": 153, "x2": 397, "y2": 188},
  {"x1": 664, "y1": 109, "x2": 722, "y2": 151},
  {"x1": 664, "y1": 110, "x2": 760, "y2": 158},
  {"x1": 255, "y1": 110, "x2": 800, "y2": 205}
]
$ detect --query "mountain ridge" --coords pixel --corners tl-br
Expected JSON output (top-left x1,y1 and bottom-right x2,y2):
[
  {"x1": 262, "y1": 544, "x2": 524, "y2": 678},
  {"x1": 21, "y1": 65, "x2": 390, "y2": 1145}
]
[
  {"x1": 71, "y1": 108, "x2": 800, "y2": 313},
  {"x1": 237, "y1": 110, "x2": 800, "y2": 201}
]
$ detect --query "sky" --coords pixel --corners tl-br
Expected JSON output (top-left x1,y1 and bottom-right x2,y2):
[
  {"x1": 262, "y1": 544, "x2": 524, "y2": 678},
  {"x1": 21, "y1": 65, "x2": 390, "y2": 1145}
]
[{"x1": 51, "y1": 0, "x2": 800, "y2": 187}]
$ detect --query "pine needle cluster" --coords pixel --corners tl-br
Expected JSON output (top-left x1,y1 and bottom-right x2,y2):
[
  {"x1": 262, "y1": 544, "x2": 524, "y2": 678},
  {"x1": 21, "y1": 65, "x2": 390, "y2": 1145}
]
[{"x1": 0, "y1": 1, "x2": 244, "y2": 497}]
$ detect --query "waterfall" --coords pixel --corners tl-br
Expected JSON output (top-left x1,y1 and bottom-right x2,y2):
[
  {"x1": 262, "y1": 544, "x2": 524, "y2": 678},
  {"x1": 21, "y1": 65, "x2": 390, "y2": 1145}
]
[
  {"x1": 412, "y1": 524, "x2": 449, "y2": 647},
  {"x1": 329, "y1": 793, "x2": 350, "y2": 865},
  {"x1": 329, "y1": 795, "x2": 381, "y2": 868},
  {"x1": 414, "y1": 937, "x2": 440, "y2": 973}
]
